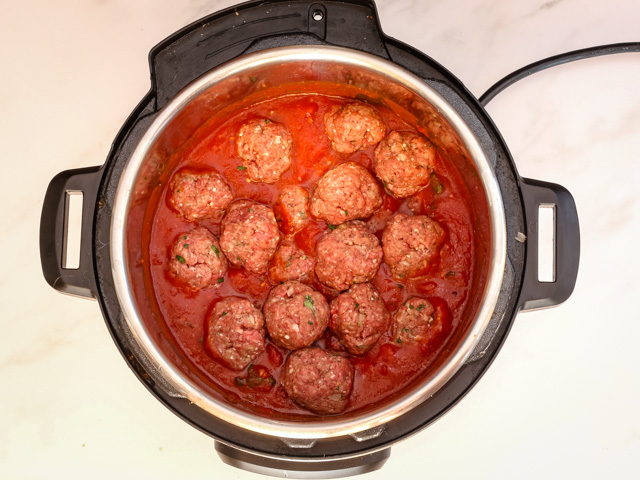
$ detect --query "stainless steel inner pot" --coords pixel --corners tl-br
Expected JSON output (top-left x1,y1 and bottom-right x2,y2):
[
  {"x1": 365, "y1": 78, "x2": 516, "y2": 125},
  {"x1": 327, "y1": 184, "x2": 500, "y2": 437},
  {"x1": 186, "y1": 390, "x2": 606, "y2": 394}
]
[{"x1": 110, "y1": 45, "x2": 507, "y2": 439}]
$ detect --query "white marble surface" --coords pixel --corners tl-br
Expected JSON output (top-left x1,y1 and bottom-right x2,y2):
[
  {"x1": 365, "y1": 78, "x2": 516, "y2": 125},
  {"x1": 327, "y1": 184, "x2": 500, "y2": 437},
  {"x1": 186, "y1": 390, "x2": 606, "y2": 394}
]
[{"x1": 1, "y1": 0, "x2": 639, "y2": 478}]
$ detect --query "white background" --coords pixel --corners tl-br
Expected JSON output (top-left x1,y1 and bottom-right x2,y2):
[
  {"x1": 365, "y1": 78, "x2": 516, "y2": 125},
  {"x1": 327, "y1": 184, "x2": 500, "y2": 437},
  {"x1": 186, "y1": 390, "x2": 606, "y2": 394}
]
[{"x1": 1, "y1": 0, "x2": 639, "y2": 478}]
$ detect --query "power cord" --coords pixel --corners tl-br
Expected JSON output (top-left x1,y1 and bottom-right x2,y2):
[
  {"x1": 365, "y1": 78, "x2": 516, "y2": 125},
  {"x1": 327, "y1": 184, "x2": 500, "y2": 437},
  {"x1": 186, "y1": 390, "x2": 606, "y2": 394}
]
[{"x1": 479, "y1": 42, "x2": 640, "y2": 106}]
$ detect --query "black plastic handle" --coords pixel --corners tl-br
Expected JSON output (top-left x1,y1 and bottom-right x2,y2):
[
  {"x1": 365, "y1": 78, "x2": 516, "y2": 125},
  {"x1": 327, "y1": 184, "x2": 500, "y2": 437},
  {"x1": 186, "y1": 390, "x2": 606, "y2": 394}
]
[
  {"x1": 150, "y1": 0, "x2": 389, "y2": 108},
  {"x1": 517, "y1": 177, "x2": 580, "y2": 311},
  {"x1": 215, "y1": 441, "x2": 390, "y2": 478},
  {"x1": 40, "y1": 166, "x2": 104, "y2": 299}
]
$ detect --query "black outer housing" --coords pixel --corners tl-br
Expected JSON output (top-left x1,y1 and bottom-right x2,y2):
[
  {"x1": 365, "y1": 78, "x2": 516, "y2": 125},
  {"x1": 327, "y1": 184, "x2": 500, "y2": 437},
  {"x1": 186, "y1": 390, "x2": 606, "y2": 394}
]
[{"x1": 39, "y1": 0, "x2": 579, "y2": 474}]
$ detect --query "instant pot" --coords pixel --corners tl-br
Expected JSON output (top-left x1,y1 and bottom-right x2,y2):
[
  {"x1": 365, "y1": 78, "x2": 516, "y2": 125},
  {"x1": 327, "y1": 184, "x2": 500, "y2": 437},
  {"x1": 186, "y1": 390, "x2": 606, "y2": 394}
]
[{"x1": 40, "y1": 0, "x2": 579, "y2": 477}]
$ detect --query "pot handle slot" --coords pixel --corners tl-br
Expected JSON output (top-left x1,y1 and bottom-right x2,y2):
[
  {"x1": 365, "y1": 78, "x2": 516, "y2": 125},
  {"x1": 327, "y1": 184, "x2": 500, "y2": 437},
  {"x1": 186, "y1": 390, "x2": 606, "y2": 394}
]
[
  {"x1": 40, "y1": 166, "x2": 103, "y2": 299},
  {"x1": 215, "y1": 441, "x2": 390, "y2": 479},
  {"x1": 517, "y1": 178, "x2": 580, "y2": 311},
  {"x1": 149, "y1": 0, "x2": 389, "y2": 109}
]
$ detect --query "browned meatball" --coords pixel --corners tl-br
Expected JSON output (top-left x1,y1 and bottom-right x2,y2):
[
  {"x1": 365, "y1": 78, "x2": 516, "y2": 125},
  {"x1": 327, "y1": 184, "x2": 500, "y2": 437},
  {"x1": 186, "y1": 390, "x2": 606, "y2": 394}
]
[
  {"x1": 220, "y1": 200, "x2": 281, "y2": 274},
  {"x1": 263, "y1": 281, "x2": 329, "y2": 350},
  {"x1": 168, "y1": 171, "x2": 233, "y2": 222},
  {"x1": 268, "y1": 240, "x2": 315, "y2": 285},
  {"x1": 168, "y1": 227, "x2": 227, "y2": 290},
  {"x1": 329, "y1": 283, "x2": 390, "y2": 355},
  {"x1": 393, "y1": 297, "x2": 441, "y2": 345},
  {"x1": 373, "y1": 131, "x2": 436, "y2": 197},
  {"x1": 315, "y1": 221, "x2": 383, "y2": 291},
  {"x1": 236, "y1": 118, "x2": 293, "y2": 183},
  {"x1": 205, "y1": 297, "x2": 266, "y2": 371},
  {"x1": 280, "y1": 347, "x2": 354, "y2": 414},
  {"x1": 382, "y1": 213, "x2": 444, "y2": 280},
  {"x1": 324, "y1": 103, "x2": 386, "y2": 154},
  {"x1": 309, "y1": 162, "x2": 383, "y2": 225},
  {"x1": 274, "y1": 185, "x2": 310, "y2": 234}
]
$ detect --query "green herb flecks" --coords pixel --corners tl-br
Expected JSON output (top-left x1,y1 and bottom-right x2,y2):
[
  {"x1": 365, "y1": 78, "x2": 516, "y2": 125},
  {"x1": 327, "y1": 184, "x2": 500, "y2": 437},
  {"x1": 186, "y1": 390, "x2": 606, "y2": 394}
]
[
  {"x1": 175, "y1": 255, "x2": 186, "y2": 264},
  {"x1": 221, "y1": 311, "x2": 228, "y2": 317},
  {"x1": 416, "y1": 304, "x2": 425, "y2": 311},
  {"x1": 211, "y1": 244, "x2": 220, "y2": 257},
  {"x1": 237, "y1": 165, "x2": 247, "y2": 171},
  {"x1": 183, "y1": 243, "x2": 189, "y2": 249},
  {"x1": 218, "y1": 277, "x2": 224, "y2": 284},
  {"x1": 328, "y1": 224, "x2": 337, "y2": 230},
  {"x1": 431, "y1": 173, "x2": 444, "y2": 194},
  {"x1": 304, "y1": 295, "x2": 316, "y2": 314}
]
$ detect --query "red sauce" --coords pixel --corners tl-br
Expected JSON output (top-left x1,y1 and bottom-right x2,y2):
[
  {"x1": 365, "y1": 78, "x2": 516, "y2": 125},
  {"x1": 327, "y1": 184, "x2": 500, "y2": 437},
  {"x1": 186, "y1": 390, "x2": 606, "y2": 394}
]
[{"x1": 129, "y1": 86, "x2": 489, "y2": 420}]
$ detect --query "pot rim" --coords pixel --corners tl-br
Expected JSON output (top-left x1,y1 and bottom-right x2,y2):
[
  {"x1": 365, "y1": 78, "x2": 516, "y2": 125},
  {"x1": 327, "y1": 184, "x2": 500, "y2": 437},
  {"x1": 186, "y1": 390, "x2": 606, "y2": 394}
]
[{"x1": 110, "y1": 45, "x2": 507, "y2": 439}]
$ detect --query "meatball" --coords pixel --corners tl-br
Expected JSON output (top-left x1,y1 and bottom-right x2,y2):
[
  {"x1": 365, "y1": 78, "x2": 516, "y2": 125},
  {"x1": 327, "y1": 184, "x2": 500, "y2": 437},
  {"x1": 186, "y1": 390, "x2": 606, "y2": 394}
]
[
  {"x1": 263, "y1": 281, "x2": 329, "y2": 350},
  {"x1": 309, "y1": 162, "x2": 383, "y2": 225},
  {"x1": 393, "y1": 297, "x2": 441, "y2": 345},
  {"x1": 168, "y1": 170, "x2": 233, "y2": 222},
  {"x1": 168, "y1": 227, "x2": 228, "y2": 289},
  {"x1": 236, "y1": 118, "x2": 293, "y2": 183},
  {"x1": 205, "y1": 297, "x2": 266, "y2": 371},
  {"x1": 382, "y1": 213, "x2": 444, "y2": 280},
  {"x1": 274, "y1": 185, "x2": 310, "y2": 234},
  {"x1": 315, "y1": 221, "x2": 383, "y2": 291},
  {"x1": 324, "y1": 103, "x2": 386, "y2": 154},
  {"x1": 329, "y1": 283, "x2": 390, "y2": 355},
  {"x1": 373, "y1": 130, "x2": 436, "y2": 197},
  {"x1": 268, "y1": 240, "x2": 315, "y2": 284},
  {"x1": 281, "y1": 347, "x2": 354, "y2": 414},
  {"x1": 220, "y1": 200, "x2": 281, "y2": 274}
]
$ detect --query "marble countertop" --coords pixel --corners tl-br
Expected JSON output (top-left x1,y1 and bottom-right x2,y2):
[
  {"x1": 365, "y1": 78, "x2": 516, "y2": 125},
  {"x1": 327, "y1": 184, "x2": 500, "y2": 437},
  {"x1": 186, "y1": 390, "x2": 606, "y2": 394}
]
[{"x1": 2, "y1": 0, "x2": 639, "y2": 478}]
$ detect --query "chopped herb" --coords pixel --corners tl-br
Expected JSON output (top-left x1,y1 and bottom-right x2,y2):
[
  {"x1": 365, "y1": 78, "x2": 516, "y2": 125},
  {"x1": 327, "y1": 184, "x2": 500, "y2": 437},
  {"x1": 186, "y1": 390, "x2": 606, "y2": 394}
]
[
  {"x1": 328, "y1": 224, "x2": 337, "y2": 230},
  {"x1": 177, "y1": 189, "x2": 181, "y2": 193},
  {"x1": 396, "y1": 338, "x2": 402, "y2": 343},
  {"x1": 308, "y1": 321, "x2": 314, "y2": 325},
  {"x1": 183, "y1": 235, "x2": 187, "y2": 240},
  {"x1": 211, "y1": 244, "x2": 220, "y2": 257},
  {"x1": 218, "y1": 277, "x2": 224, "y2": 284},
  {"x1": 237, "y1": 165, "x2": 247, "y2": 171},
  {"x1": 344, "y1": 210, "x2": 348, "y2": 216},
  {"x1": 264, "y1": 119, "x2": 271, "y2": 123},
  {"x1": 183, "y1": 243, "x2": 189, "y2": 249},
  {"x1": 300, "y1": 212, "x2": 306, "y2": 219},
  {"x1": 175, "y1": 255, "x2": 186, "y2": 264},
  {"x1": 431, "y1": 173, "x2": 444, "y2": 194},
  {"x1": 355, "y1": 303, "x2": 359, "y2": 309},
  {"x1": 396, "y1": 283, "x2": 404, "y2": 289},
  {"x1": 221, "y1": 311, "x2": 228, "y2": 316},
  {"x1": 409, "y1": 304, "x2": 414, "y2": 309},
  {"x1": 416, "y1": 304, "x2": 425, "y2": 311},
  {"x1": 303, "y1": 295, "x2": 315, "y2": 312},
  {"x1": 249, "y1": 76, "x2": 257, "y2": 83}
]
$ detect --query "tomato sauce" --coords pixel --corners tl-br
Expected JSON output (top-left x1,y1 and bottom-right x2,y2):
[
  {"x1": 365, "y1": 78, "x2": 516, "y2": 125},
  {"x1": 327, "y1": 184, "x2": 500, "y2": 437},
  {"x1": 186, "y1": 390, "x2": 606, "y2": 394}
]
[{"x1": 130, "y1": 86, "x2": 487, "y2": 420}]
